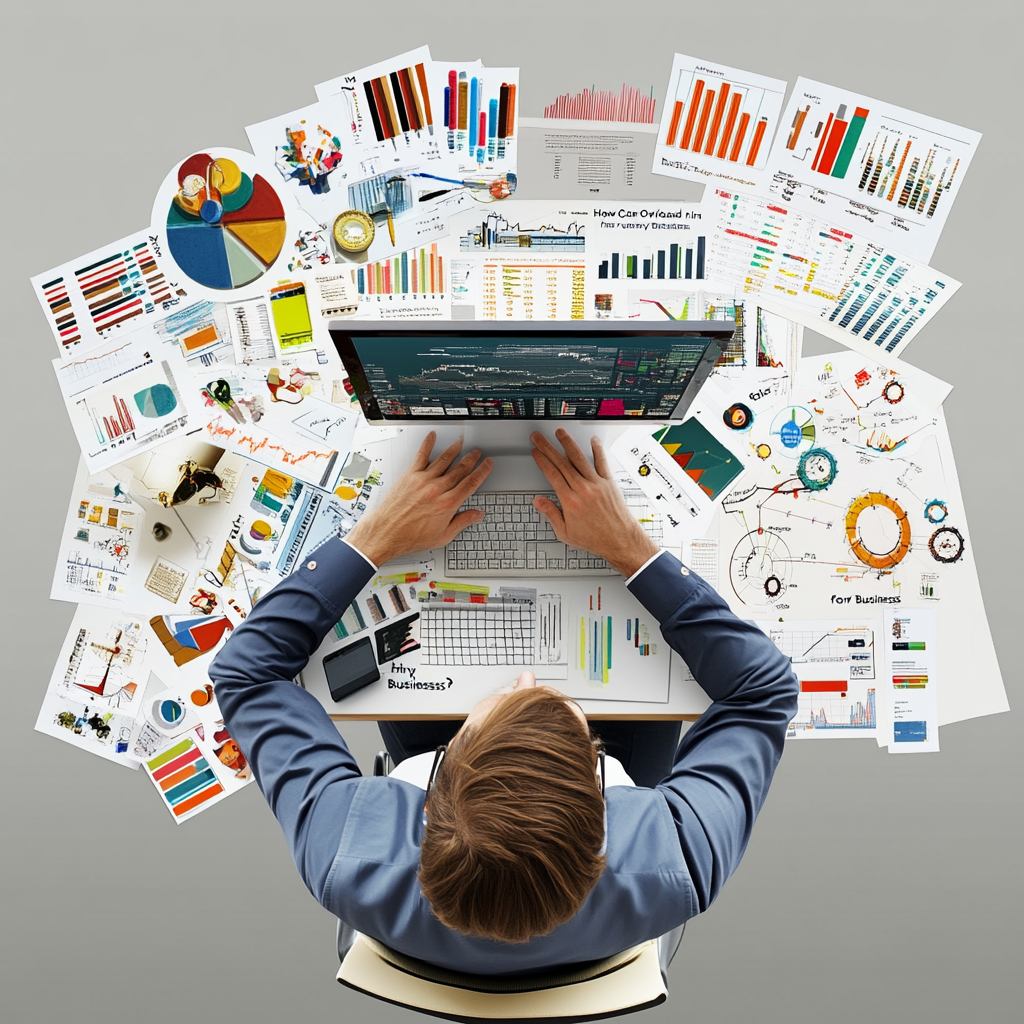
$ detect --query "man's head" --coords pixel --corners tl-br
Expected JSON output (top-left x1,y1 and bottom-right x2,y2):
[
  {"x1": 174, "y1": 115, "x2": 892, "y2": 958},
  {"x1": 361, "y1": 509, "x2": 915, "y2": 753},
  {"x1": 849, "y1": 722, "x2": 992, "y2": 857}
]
[{"x1": 418, "y1": 675, "x2": 606, "y2": 943}]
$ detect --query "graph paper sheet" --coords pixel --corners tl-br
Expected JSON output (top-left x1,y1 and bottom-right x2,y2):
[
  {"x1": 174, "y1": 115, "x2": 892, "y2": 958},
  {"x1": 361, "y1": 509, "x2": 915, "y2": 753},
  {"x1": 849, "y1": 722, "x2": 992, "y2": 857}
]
[{"x1": 420, "y1": 599, "x2": 535, "y2": 666}]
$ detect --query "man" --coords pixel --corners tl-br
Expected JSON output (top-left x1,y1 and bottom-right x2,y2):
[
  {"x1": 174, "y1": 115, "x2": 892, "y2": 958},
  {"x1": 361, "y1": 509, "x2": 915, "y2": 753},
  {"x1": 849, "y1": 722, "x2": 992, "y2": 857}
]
[{"x1": 209, "y1": 428, "x2": 798, "y2": 975}]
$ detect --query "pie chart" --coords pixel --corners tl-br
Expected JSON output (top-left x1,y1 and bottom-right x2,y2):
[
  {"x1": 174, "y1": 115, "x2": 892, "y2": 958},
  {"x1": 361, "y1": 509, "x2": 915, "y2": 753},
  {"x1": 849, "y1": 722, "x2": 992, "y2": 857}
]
[{"x1": 166, "y1": 152, "x2": 287, "y2": 290}]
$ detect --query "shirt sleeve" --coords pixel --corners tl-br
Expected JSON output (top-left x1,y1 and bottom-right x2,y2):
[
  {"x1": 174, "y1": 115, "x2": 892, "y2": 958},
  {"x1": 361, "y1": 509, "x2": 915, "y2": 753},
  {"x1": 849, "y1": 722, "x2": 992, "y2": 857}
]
[
  {"x1": 626, "y1": 553, "x2": 799, "y2": 914},
  {"x1": 208, "y1": 536, "x2": 377, "y2": 901}
]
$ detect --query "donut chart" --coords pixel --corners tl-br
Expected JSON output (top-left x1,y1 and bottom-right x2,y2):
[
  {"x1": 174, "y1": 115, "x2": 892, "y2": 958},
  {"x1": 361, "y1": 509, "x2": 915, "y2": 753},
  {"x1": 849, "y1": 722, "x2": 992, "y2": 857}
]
[
  {"x1": 845, "y1": 492, "x2": 912, "y2": 570},
  {"x1": 166, "y1": 153, "x2": 287, "y2": 290}
]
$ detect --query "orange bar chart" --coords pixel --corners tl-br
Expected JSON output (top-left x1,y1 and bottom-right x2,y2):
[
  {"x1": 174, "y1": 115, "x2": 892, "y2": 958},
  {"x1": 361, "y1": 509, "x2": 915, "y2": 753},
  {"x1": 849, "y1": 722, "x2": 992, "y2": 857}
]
[{"x1": 662, "y1": 63, "x2": 784, "y2": 168}]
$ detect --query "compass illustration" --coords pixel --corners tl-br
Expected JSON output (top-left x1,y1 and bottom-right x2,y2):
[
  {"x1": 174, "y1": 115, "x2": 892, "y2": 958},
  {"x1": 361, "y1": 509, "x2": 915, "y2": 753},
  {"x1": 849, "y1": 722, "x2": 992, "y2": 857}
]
[
  {"x1": 928, "y1": 525, "x2": 965, "y2": 563},
  {"x1": 797, "y1": 448, "x2": 838, "y2": 491},
  {"x1": 730, "y1": 530, "x2": 792, "y2": 606},
  {"x1": 882, "y1": 379, "x2": 905, "y2": 404}
]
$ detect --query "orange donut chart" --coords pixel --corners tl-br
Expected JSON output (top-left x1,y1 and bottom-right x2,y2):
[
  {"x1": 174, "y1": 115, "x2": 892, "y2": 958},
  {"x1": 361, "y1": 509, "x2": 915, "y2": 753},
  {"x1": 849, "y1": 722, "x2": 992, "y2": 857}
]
[{"x1": 845, "y1": 492, "x2": 912, "y2": 569}]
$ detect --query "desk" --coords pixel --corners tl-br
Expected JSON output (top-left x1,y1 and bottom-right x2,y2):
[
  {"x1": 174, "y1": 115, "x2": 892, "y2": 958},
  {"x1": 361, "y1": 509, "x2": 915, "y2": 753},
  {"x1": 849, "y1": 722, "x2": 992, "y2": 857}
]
[
  {"x1": 298, "y1": 553, "x2": 713, "y2": 723},
  {"x1": 297, "y1": 422, "x2": 714, "y2": 722}
]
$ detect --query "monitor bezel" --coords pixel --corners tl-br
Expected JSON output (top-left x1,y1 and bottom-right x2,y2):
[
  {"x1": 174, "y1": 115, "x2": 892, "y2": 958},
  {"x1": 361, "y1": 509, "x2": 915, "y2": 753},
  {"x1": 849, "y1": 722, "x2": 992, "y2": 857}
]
[{"x1": 328, "y1": 320, "x2": 734, "y2": 424}]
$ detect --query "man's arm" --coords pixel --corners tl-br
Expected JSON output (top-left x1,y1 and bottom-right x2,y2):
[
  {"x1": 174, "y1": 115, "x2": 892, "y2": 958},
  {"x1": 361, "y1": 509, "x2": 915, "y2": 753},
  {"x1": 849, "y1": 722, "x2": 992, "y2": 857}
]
[
  {"x1": 532, "y1": 429, "x2": 799, "y2": 914},
  {"x1": 627, "y1": 553, "x2": 797, "y2": 912},
  {"x1": 209, "y1": 538, "x2": 376, "y2": 896},
  {"x1": 209, "y1": 433, "x2": 493, "y2": 901}
]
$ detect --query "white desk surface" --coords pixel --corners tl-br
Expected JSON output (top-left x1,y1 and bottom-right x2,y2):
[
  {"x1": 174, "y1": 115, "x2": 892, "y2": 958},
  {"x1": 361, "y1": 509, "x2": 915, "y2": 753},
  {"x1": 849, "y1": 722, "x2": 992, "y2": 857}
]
[{"x1": 301, "y1": 423, "x2": 711, "y2": 721}]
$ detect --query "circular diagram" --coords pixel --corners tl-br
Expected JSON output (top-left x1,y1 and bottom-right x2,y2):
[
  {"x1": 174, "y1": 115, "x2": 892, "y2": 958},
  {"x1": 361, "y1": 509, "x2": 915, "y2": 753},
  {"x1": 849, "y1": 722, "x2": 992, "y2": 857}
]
[
  {"x1": 882, "y1": 380, "x2": 905, "y2": 404},
  {"x1": 797, "y1": 448, "x2": 838, "y2": 491},
  {"x1": 928, "y1": 526, "x2": 964, "y2": 563},
  {"x1": 333, "y1": 210, "x2": 376, "y2": 254},
  {"x1": 723, "y1": 403, "x2": 753, "y2": 430},
  {"x1": 924, "y1": 499, "x2": 948, "y2": 523},
  {"x1": 845, "y1": 492, "x2": 912, "y2": 569},
  {"x1": 165, "y1": 151, "x2": 287, "y2": 290},
  {"x1": 770, "y1": 406, "x2": 815, "y2": 459},
  {"x1": 730, "y1": 530, "x2": 791, "y2": 606}
]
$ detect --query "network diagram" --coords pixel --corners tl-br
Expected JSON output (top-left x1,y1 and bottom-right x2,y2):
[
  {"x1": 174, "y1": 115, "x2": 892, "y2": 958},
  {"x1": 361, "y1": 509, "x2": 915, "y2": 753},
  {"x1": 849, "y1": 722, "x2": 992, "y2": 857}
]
[{"x1": 715, "y1": 352, "x2": 964, "y2": 617}]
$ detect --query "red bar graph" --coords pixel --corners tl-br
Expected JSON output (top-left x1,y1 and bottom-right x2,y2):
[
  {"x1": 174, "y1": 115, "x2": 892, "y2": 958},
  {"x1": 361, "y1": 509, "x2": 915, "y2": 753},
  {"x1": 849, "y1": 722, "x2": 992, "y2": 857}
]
[
  {"x1": 680, "y1": 79, "x2": 704, "y2": 149},
  {"x1": 665, "y1": 99, "x2": 684, "y2": 146},
  {"x1": 692, "y1": 89, "x2": 716, "y2": 151},
  {"x1": 717, "y1": 92, "x2": 742, "y2": 158},
  {"x1": 666, "y1": 70, "x2": 778, "y2": 168},
  {"x1": 729, "y1": 113, "x2": 750, "y2": 162},
  {"x1": 746, "y1": 117, "x2": 768, "y2": 166},
  {"x1": 800, "y1": 680, "x2": 849, "y2": 693},
  {"x1": 704, "y1": 83, "x2": 731, "y2": 155},
  {"x1": 817, "y1": 106, "x2": 849, "y2": 175},
  {"x1": 811, "y1": 112, "x2": 834, "y2": 171}
]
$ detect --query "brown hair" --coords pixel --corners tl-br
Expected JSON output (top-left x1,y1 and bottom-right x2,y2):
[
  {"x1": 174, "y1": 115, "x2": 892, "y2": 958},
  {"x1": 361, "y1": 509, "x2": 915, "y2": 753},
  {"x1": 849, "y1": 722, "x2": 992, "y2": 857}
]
[{"x1": 418, "y1": 687, "x2": 606, "y2": 943}]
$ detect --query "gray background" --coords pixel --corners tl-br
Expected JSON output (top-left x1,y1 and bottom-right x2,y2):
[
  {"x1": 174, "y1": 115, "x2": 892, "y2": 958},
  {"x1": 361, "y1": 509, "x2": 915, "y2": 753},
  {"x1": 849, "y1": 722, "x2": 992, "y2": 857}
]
[{"x1": 2, "y1": 2, "x2": 1020, "y2": 1021}]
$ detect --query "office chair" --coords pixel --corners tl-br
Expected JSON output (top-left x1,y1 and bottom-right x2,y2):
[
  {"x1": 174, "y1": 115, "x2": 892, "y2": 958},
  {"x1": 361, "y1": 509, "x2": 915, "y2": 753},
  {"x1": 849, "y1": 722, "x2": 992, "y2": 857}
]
[{"x1": 332, "y1": 752, "x2": 673, "y2": 1021}]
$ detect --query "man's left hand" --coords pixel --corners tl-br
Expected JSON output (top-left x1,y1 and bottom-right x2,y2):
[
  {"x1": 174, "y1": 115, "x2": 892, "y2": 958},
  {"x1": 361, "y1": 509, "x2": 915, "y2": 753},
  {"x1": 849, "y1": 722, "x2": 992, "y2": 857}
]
[{"x1": 344, "y1": 432, "x2": 493, "y2": 566}]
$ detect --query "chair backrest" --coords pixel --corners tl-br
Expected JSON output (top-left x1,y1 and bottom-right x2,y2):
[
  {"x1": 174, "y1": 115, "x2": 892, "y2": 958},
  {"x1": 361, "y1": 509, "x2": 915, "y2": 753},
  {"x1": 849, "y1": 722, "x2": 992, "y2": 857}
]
[{"x1": 337, "y1": 932, "x2": 667, "y2": 1022}]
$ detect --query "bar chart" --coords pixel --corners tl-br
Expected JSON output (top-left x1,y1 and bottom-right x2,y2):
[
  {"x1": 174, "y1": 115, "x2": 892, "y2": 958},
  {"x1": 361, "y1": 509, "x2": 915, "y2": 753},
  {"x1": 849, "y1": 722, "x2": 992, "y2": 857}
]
[
  {"x1": 361, "y1": 61, "x2": 434, "y2": 144},
  {"x1": 440, "y1": 68, "x2": 517, "y2": 166},
  {"x1": 543, "y1": 83, "x2": 657, "y2": 123},
  {"x1": 356, "y1": 244, "x2": 445, "y2": 296},
  {"x1": 767, "y1": 78, "x2": 981, "y2": 262},
  {"x1": 857, "y1": 131, "x2": 960, "y2": 220},
  {"x1": 596, "y1": 237, "x2": 706, "y2": 281},
  {"x1": 656, "y1": 55, "x2": 786, "y2": 175},
  {"x1": 786, "y1": 101, "x2": 870, "y2": 178}
]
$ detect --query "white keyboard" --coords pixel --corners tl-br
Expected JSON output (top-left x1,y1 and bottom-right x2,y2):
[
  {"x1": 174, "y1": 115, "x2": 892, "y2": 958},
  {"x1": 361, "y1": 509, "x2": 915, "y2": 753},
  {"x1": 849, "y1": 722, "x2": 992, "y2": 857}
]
[{"x1": 445, "y1": 491, "x2": 616, "y2": 577}]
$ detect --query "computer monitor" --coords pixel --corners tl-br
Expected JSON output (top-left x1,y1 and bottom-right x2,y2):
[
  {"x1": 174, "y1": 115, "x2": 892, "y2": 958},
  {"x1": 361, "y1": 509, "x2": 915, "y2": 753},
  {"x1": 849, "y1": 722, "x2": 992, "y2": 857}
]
[{"x1": 328, "y1": 320, "x2": 734, "y2": 424}]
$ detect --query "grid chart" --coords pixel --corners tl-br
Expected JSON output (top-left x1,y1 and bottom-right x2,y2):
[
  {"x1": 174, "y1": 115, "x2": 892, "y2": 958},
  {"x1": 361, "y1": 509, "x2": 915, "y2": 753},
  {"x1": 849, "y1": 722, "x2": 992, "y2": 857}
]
[{"x1": 420, "y1": 601, "x2": 535, "y2": 666}]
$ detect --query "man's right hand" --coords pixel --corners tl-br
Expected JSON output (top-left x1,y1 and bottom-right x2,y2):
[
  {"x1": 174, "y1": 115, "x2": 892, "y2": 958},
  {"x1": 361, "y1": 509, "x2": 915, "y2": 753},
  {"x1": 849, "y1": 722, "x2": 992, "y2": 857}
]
[{"x1": 531, "y1": 429, "x2": 658, "y2": 578}]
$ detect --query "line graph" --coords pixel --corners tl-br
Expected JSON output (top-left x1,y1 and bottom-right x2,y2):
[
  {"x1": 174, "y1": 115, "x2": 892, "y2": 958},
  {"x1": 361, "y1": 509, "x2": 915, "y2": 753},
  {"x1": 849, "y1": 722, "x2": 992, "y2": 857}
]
[
  {"x1": 767, "y1": 624, "x2": 876, "y2": 679},
  {"x1": 203, "y1": 416, "x2": 339, "y2": 488},
  {"x1": 460, "y1": 212, "x2": 585, "y2": 252},
  {"x1": 794, "y1": 689, "x2": 876, "y2": 731}
]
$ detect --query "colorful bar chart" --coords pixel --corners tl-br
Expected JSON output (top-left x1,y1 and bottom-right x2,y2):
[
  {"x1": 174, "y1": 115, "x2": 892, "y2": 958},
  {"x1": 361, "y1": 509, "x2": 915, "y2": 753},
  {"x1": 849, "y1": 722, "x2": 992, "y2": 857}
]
[
  {"x1": 356, "y1": 244, "x2": 445, "y2": 296},
  {"x1": 443, "y1": 70, "x2": 516, "y2": 161},
  {"x1": 808, "y1": 103, "x2": 870, "y2": 177},
  {"x1": 145, "y1": 738, "x2": 224, "y2": 820},
  {"x1": 581, "y1": 587, "x2": 612, "y2": 684},
  {"x1": 597, "y1": 237, "x2": 706, "y2": 280},
  {"x1": 626, "y1": 617, "x2": 655, "y2": 656},
  {"x1": 361, "y1": 61, "x2": 433, "y2": 143}
]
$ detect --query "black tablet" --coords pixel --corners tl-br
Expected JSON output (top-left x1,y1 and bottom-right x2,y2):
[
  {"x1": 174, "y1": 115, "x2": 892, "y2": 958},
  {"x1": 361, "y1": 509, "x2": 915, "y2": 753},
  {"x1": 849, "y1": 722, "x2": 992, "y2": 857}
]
[{"x1": 323, "y1": 637, "x2": 380, "y2": 702}]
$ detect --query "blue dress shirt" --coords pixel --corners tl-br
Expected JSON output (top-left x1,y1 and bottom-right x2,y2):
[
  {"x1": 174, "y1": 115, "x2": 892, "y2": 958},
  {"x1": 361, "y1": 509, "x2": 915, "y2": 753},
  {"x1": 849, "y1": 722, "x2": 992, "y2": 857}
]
[{"x1": 209, "y1": 537, "x2": 798, "y2": 975}]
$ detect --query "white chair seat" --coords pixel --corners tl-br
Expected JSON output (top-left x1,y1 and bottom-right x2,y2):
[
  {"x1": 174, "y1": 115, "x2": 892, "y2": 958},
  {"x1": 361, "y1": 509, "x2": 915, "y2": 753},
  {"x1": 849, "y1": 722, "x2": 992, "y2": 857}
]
[{"x1": 338, "y1": 932, "x2": 667, "y2": 1022}]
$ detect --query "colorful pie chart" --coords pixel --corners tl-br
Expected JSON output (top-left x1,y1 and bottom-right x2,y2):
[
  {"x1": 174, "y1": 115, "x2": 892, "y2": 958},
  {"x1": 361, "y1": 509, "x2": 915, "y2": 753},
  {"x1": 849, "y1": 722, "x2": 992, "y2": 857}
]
[{"x1": 166, "y1": 152, "x2": 287, "y2": 290}]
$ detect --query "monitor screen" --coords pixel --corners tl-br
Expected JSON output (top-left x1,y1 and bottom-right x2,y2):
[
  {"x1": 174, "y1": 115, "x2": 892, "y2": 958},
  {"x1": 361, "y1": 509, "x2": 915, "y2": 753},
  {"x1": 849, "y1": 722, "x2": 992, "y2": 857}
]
[{"x1": 332, "y1": 326, "x2": 730, "y2": 420}]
